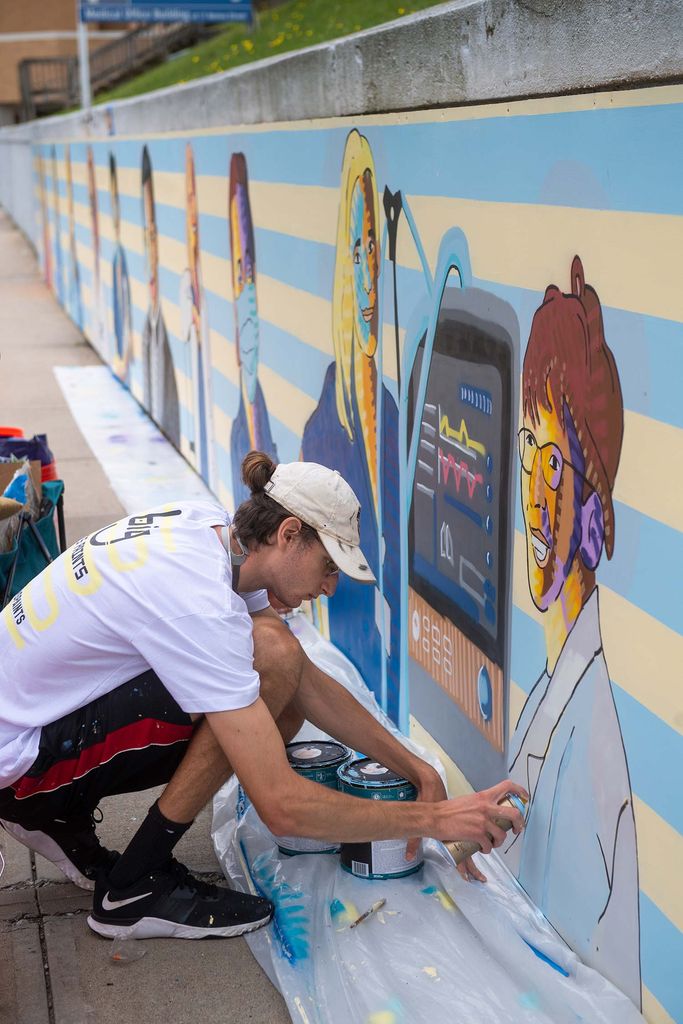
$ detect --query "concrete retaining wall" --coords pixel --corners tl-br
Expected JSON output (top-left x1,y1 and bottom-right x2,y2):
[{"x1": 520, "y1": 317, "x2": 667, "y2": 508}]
[{"x1": 1, "y1": 0, "x2": 682, "y2": 240}]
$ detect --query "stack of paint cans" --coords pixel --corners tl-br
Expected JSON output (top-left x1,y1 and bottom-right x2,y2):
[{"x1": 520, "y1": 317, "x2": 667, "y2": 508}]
[
  {"x1": 276, "y1": 740, "x2": 350, "y2": 856},
  {"x1": 337, "y1": 757, "x2": 424, "y2": 879}
]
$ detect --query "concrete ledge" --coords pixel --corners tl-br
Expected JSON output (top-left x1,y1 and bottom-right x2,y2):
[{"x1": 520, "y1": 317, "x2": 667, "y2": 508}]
[
  {"x1": 1, "y1": 0, "x2": 680, "y2": 240},
  {"x1": 3, "y1": 0, "x2": 682, "y2": 144}
]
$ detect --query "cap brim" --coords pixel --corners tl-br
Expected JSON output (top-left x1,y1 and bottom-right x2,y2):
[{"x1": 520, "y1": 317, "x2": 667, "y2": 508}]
[{"x1": 319, "y1": 533, "x2": 375, "y2": 584}]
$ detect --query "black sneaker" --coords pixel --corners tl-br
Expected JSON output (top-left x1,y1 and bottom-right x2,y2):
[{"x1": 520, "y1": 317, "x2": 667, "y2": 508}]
[
  {"x1": 87, "y1": 858, "x2": 274, "y2": 940},
  {"x1": 0, "y1": 815, "x2": 118, "y2": 891}
]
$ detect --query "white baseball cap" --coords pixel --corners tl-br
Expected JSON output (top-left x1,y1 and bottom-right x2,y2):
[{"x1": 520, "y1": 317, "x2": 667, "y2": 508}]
[{"x1": 264, "y1": 462, "x2": 375, "y2": 583}]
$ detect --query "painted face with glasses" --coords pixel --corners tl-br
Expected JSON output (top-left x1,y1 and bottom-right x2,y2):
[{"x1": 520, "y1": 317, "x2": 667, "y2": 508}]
[{"x1": 519, "y1": 388, "x2": 604, "y2": 613}]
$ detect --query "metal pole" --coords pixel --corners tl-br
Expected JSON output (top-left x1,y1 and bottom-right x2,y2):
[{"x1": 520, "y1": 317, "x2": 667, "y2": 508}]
[{"x1": 76, "y1": 2, "x2": 91, "y2": 109}]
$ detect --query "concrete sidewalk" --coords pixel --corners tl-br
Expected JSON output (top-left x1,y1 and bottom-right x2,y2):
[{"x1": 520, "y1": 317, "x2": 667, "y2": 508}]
[{"x1": 0, "y1": 211, "x2": 289, "y2": 1024}]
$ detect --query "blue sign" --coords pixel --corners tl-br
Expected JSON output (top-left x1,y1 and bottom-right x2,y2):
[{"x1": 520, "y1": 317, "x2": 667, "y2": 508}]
[{"x1": 79, "y1": 0, "x2": 252, "y2": 23}]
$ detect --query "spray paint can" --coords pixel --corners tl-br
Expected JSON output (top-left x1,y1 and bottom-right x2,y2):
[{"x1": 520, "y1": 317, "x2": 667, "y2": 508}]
[
  {"x1": 337, "y1": 758, "x2": 423, "y2": 879},
  {"x1": 445, "y1": 793, "x2": 528, "y2": 865},
  {"x1": 277, "y1": 740, "x2": 350, "y2": 856}
]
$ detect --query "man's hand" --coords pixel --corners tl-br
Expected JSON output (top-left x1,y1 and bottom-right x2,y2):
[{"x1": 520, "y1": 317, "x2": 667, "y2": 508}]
[
  {"x1": 406, "y1": 765, "x2": 447, "y2": 861},
  {"x1": 437, "y1": 779, "x2": 529, "y2": 853},
  {"x1": 456, "y1": 855, "x2": 488, "y2": 883}
]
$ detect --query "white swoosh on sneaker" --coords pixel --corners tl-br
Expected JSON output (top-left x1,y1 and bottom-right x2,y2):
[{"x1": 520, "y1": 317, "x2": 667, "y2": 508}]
[{"x1": 102, "y1": 891, "x2": 154, "y2": 911}]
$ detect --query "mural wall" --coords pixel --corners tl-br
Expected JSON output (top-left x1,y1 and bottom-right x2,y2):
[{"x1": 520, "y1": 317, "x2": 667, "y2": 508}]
[{"x1": 33, "y1": 85, "x2": 682, "y2": 1024}]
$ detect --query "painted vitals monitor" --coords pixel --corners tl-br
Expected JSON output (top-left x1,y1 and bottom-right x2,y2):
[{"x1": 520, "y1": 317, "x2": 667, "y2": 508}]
[{"x1": 408, "y1": 284, "x2": 517, "y2": 779}]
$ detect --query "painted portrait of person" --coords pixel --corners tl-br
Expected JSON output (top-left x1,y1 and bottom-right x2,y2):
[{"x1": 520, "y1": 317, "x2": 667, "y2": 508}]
[
  {"x1": 64, "y1": 146, "x2": 83, "y2": 329},
  {"x1": 228, "y1": 152, "x2": 278, "y2": 504},
  {"x1": 50, "y1": 145, "x2": 64, "y2": 305},
  {"x1": 502, "y1": 256, "x2": 640, "y2": 1006},
  {"x1": 301, "y1": 129, "x2": 401, "y2": 722},
  {"x1": 86, "y1": 146, "x2": 110, "y2": 360},
  {"x1": 37, "y1": 152, "x2": 52, "y2": 288},
  {"x1": 109, "y1": 152, "x2": 132, "y2": 384},
  {"x1": 179, "y1": 143, "x2": 215, "y2": 489},
  {"x1": 141, "y1": 144, "x2": 180, "y2": 447}
]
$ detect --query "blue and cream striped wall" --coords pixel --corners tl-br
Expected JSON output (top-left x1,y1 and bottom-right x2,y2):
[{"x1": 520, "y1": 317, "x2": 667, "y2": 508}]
[{"x1": 34, "y1": 83, "x2": 682, "y2": 1024}]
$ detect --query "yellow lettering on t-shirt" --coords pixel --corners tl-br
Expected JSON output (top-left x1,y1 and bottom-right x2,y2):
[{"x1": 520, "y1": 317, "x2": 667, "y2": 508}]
[
  {"x1": 2, "y1": 604, "x2": 25, "y2": 649},
  {"x1": 159, "y1": 504, "x2": 177, "y2": 553},
  {"x1": 107, "y1": 535, "x2": 148, "y2": 573},
  {"x1": 23, "y1": 566, "x2": 60, "y2": 632},
  {"x1": 65, "y1": 542, "x2": 103, "y2": 596}
]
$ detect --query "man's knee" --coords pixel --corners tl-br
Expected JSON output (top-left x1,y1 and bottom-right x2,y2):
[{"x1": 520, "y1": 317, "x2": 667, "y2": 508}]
[
  {"x1": 252, "y1": 615, "x2": 304, "y2": 710},
  {"x1": 252, "y1": 616, "x2": 303, "y2": 676}
]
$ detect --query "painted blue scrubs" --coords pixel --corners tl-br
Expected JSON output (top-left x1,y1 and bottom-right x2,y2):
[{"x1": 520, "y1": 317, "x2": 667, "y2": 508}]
[{"x1": 302, "y1": 362, "x2": 401, "y2": 724}]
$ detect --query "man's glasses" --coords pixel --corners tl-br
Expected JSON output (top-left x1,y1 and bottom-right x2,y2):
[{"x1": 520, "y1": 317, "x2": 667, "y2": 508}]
[
  {"x1": 322, "y1": 555, "x2": 340, "y2": 578},
  {"x1": 517, "y1": 428, "x2": 592, "y2": 493}
]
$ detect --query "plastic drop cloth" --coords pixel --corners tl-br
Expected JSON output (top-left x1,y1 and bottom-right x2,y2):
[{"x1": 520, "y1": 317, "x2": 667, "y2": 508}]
[{"x1": 212, "y1": 613, "x2": 644, "y2": 1024}]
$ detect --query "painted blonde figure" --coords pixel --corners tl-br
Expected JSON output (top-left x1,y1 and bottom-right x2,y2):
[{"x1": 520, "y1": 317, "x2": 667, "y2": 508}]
[
  {"x1": 37, "y1": 152, "x2": 52, "y2": 289},
  {"x1": 50, "y1": 145, "x2": 64, "y2": 305},
  {"x1": 228, "y1": 151, "x2": 278, "y2": 505},
  {"x1": 331, "y1": 129, "x2": 381, "y2": 512},
  {"x1": 86, "y1": 146, "x2": 111, "y2": 362},
  {"x1": 302, "y1": 129, "x2": 401, "y2": 722},
  {"x1": 179, "y1": 143, "x2": 215, "y2": 489},
  {"x1": 110, "y1": 152, "x2": 132, "y2": 385},
  {"x1": 140, "y1": 144, "x2": 180, "y2": 447},
  {"x1": 64, "y1": 146, "x2": 83, "y2": 329}
]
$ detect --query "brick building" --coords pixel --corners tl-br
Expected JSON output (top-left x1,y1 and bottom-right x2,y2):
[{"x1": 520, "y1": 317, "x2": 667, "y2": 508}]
[{"x1": 0, "y1": 1, "x2": 123, "y2": 124}]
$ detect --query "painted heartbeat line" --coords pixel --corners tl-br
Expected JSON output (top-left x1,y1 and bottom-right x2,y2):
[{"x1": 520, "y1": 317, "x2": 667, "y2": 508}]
[
  {"x1": 438, "y1": 448, "x2": 483, "y2": 498},
  {"x1": 438, "y1": 411, "x2": 486, "y2": 459}
]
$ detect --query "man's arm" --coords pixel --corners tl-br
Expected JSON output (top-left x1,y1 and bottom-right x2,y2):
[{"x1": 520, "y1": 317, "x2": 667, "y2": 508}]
[
  {"x1": 251, "y1": 607, "x2": 442, "y2": 793},
  {"x1": 295, "y1": 647, "x2": 443, "y2": 794},
  {"x1": 248, "y1": 608, "x2": 518, "y2": 874},
  {"x1": 206, "y1": 698, "x2": 527, "y2": 849}
]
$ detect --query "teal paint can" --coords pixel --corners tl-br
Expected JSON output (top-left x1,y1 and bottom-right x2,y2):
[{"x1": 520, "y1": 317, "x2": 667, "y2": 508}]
[
  {"x1": 337, "y1": 758, "x2": 423, "y2": 879},
  {"x1": 277, "y1": 740, "x2": 350, "y2": 856}
]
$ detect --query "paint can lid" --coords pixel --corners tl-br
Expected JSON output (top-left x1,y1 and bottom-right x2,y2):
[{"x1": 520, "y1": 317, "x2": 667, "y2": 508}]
[
  {"x1": 286, "y1": 740, "x2": 350, "y2": 769},
  {"x1": 337, "y1": 757, "x2": 410, "y2": 789}
]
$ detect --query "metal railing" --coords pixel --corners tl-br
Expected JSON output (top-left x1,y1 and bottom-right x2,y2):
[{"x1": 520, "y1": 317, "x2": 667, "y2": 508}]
[
  {"x1": 18, "y1": 22, "x2": 214, "y2": 120},
  {"x1": 18, "y1": 58, "x2": 80, "y2": 119}
]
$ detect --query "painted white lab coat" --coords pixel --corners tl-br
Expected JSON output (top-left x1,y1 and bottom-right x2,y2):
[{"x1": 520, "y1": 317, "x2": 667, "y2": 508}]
[{"x1": 502, "y1": 587, "x2": 641, "y2": 1008}]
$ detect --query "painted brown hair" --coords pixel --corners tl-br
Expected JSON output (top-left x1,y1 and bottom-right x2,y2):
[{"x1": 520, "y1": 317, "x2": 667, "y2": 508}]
[
  {"x1": 228, "y1": 153, "x2": 255, "y2": 287},
  {"x1": 522, "y1": 256, "x2": 623, "y2": 558}
]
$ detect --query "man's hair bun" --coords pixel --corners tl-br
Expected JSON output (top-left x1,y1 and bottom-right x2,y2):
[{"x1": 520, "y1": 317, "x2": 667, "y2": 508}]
[{"x1": 241, "y1": 450, "x2": 277, "y2": 494}]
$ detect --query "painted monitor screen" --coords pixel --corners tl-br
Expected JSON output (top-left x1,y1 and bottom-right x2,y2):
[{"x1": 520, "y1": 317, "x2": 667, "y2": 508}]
[{"x1": 409, "y1": 293, "x2": 512, "y2": 672}]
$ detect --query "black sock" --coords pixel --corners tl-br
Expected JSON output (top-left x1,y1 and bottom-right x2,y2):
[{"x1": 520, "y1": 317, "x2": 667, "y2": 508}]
[{"x1": 107, "y1": 800, "x2": 193, "y2": 889}]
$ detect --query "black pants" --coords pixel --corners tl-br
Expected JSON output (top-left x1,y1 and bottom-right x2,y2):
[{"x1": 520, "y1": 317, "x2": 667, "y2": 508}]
[{"x1": 0, "y1": 671, "x2": 195, "y2": 828}]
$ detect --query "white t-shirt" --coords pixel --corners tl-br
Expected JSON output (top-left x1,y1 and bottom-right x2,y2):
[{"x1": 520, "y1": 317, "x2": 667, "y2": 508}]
[{"x1": 0, "y1": 501, "x2": 269, "y2": 788}]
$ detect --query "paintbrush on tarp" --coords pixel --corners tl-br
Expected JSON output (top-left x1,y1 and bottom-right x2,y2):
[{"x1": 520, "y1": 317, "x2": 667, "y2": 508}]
[{"x1": 349, "y1": 898, "x2": 386, "y2": 929}]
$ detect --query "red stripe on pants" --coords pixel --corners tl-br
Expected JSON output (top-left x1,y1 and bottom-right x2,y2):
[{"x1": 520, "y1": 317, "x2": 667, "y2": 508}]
[{"x1": 11, "y1": 719, "x2": 194, "y2": 800}]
